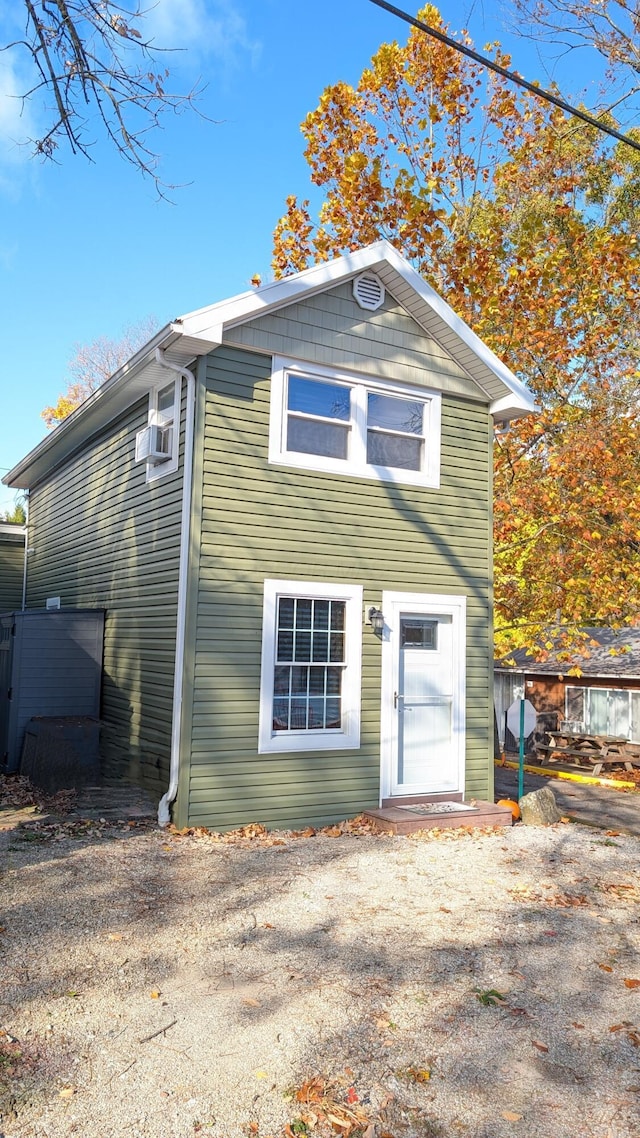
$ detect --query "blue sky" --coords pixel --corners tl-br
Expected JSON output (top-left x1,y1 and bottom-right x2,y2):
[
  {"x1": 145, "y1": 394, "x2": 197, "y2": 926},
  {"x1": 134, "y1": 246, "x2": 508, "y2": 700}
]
[{"x1": 0, "y1": 0, "x2": 613, "y2": 514}]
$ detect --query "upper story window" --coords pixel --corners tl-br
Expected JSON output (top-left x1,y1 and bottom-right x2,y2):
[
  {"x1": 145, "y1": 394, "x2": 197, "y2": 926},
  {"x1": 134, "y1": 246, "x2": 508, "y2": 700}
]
[
  {"x1": 135, "y1": 377, "x2": 180, "y2": 482},
  {"x1": 269, "y1": 359, "x2": 441, "y2": 487}
]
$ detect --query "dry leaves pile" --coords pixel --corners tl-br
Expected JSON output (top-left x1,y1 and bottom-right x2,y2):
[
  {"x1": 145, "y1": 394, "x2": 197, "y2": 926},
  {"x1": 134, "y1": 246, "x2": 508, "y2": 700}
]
[
  {"x1": 507, "y1": 885, "x2": 588, "y2": 907},
  {"x1": 0, "y1": 774, "x2": 77, "y2": 816},
  {"x1": 283, "y1": 1076, "x2": 375, "y2": 1138}
]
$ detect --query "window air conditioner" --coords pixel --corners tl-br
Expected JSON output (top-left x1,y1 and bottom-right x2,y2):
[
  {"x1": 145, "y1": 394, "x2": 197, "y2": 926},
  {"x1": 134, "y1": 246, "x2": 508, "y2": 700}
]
[{"x1": 135, "y1": 424, "x2": 171, "y2": 464}]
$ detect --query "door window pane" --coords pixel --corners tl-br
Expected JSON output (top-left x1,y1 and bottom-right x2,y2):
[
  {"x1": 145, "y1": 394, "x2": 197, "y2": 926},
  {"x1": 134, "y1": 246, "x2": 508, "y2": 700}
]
[
  {"x1": 608, "y1": 688, "x2": 630, "y2": 737},
  {"x1": 588, "y1": 689, "x2": 608, "y2": 734},
  {"x1": 401, "y1": 618, "x2": 437, "y2": 650}
]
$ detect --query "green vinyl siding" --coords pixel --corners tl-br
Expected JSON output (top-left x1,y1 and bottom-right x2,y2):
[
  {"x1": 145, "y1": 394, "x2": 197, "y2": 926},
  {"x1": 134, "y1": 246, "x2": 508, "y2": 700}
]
[
  {"x1": 225, "y1": 280, "x2": 486, "y2": 403},
  {"x1": 184, "y1": 323, "x2": 493, "y2": 830},
  {"x1": 25, "y1": 396, "x2": 184, "y2": 798},
  {"x1": 0, "y1": 532, "x2": 24, "y2": 612}
]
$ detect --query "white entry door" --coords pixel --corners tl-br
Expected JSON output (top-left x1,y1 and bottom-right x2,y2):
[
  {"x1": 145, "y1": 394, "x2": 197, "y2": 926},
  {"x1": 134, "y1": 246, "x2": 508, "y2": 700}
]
[{"x1": 381, "y1": 592, "x2": 466, "y2": 798}]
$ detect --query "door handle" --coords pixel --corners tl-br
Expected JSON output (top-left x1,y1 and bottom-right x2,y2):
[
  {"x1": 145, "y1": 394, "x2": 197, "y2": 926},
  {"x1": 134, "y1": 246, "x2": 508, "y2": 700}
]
[{"x1": 394, "y1": 691, "x2": 403, "y2": 709}]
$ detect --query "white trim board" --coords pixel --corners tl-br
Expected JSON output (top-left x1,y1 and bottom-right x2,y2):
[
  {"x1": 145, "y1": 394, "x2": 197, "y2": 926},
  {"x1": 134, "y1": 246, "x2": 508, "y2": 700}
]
[
  {"x1": 258, "y1": 578, "x2": 363, "y2": 754},
  {"x1": 380, "y1": 591, "x2": 467, "y2": 802}
]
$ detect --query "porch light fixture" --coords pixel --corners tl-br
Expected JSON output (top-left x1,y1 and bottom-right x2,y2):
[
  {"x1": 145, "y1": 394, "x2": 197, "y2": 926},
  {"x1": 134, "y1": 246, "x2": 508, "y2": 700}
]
[{"x1": 368, "y1": 607, "x2": 385, "y2": 636}]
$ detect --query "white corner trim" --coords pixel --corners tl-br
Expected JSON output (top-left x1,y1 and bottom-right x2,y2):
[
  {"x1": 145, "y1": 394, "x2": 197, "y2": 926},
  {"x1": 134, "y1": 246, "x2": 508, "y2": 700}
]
[
  {"x1": 258, "y1": 579, "x2": 363, "y2": 754},
  {"x1": 269, "y1": 357, "x2": 441, "y2": 489}
]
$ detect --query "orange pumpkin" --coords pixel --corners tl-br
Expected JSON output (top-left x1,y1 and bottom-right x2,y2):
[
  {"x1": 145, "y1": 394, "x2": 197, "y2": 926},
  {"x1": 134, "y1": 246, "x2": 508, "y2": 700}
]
[{"x1": 497, "y1": 798, "x2": 521, "y2": 821}]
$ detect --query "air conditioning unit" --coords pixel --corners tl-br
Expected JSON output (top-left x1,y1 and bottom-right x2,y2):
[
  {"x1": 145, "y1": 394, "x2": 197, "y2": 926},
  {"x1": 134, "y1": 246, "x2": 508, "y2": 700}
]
[{"x1": 135, "y1": 424, "x2": 171, "y2": 464}]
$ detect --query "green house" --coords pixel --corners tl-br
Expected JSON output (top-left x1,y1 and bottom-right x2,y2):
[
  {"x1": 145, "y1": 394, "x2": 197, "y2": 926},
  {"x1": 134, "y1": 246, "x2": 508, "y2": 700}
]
[
  {"x1": 0, "y1": 524, "x2": 26, "y2": 612},
  {"x1": 4, "y1": 242, "x2": 535, "y2": 829}
]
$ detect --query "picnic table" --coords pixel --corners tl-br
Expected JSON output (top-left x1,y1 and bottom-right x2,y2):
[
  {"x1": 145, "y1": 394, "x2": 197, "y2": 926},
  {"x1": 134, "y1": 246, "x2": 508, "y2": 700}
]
[{"x1": 535, "y1": 728, "x2": 640, "y2": 776}]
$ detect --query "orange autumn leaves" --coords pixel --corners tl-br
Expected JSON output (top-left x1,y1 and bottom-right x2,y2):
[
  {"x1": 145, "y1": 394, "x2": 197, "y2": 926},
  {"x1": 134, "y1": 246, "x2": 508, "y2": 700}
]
[{"x1": 271, "y1": 5, "x2": 640, "y2": 657}]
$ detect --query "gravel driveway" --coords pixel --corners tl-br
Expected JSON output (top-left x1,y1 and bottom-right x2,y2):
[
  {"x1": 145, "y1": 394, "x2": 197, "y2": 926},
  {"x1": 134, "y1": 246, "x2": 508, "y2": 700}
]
[{"x1": 1, "y1": 811, "x2": 639, "y2": 1138}]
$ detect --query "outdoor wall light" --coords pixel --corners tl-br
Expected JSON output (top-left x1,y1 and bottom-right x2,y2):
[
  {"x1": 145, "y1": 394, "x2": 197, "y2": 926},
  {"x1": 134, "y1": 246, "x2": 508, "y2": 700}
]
[{"x1": 368, "y1": 607, "x2": 385, "y2": 635}]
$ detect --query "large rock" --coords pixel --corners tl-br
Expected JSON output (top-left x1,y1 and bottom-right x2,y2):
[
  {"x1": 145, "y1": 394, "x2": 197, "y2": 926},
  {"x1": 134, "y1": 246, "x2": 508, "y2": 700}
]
[{"x1": 519, "y1": 786, "x2": 561, "y2": 826}]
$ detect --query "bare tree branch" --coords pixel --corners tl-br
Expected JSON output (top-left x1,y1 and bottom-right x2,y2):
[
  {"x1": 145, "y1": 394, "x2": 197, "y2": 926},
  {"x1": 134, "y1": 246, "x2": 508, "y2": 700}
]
[{"x1": 3, "y1": 1, "x2": 207, "y2": 196}]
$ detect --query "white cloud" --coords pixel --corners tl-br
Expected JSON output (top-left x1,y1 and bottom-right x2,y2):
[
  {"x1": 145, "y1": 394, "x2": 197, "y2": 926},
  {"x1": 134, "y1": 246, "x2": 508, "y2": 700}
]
[
  {"x1": 0, "y1": 51, "x2": 39, "y2": 165},
  {"x1": 143, "y1": 0, "x2": 261, "y2": 67}
]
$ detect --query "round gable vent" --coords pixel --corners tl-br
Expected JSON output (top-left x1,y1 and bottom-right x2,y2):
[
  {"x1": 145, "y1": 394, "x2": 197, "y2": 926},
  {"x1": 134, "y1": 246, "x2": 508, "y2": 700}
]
[{"x1": 353, "y1": 272, "x2": 385, "y2": 311}]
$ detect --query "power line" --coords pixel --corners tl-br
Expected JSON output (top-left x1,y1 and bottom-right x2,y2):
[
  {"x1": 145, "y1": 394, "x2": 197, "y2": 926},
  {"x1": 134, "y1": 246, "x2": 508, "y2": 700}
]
[{"x1": 367, "y1": 0, "x2": 640, "y2": 155}]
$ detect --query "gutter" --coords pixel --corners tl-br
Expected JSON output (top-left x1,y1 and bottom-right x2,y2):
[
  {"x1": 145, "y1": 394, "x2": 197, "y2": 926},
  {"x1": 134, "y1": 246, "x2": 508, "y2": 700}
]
[{"x1": 154, "y1": 348, "x2": 197, "y2": 827}]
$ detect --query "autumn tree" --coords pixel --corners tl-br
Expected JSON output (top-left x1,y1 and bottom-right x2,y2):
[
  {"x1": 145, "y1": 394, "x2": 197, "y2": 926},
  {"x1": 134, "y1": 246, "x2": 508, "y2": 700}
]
[
  {"x1": 3, "y1": 2, "x2": 199, "y2": 192},
  {"x1": 42, "y1": 316, "x2": 157, "y2": 428},
  {"x1": 271, "y1": 5, "x2": 640, "y2": 655}
]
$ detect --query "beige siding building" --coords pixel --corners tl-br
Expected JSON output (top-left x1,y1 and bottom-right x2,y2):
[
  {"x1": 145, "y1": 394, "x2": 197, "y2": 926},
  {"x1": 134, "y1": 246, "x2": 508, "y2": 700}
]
[{"x1": 5, "y1": 242, "x2": 535, "y2": 829}]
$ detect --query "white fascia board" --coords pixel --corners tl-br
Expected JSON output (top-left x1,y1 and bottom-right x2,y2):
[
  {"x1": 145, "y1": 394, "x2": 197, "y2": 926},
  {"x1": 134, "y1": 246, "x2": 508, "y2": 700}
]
[
  {"x1": 176, "y1": 244, "x2": 397, "y2": 337},
  {"x1": 490, "y1": 390, "x2": 538, "y2": 422},
  {"x1": 4, "y1": 323, "x2": 221, "y2": 490},
  {"x1": 177, "y1": 240, "x2": 537, "y2": 421}
]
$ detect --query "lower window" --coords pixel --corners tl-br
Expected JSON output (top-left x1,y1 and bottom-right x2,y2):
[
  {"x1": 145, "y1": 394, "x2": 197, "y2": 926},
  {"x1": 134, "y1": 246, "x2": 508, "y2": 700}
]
[{"x1": 258, "y1": 580, "x2": 363, "y2": 753}]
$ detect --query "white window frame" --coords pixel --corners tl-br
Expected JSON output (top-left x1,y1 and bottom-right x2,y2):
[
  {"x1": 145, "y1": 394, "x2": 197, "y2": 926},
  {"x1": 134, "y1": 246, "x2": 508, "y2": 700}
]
[
  {"x1": 145, "y1": 376, "x2": 180, "y2": 483},
  {"x1": 258, "y1": 579, "x2": 363, "y2": 754},
  {"x1": 566, "y1": 684, "x2": 640, "y2": 742},
  {"x1": 269, "y1": 358, "x2": 441, "y2": 488}
]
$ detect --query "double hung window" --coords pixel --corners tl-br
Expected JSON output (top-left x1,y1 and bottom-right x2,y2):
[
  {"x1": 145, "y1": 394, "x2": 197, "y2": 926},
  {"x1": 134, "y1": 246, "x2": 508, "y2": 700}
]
[
  {"x1": 259, "y1": 580, "x2": 362, "y2": 753},
  {"x1": 269, "y1": 360, "x2": 441, "y2": 487},
  {"x1": 142, "y1": 377, "x2": 180, "y2": 482}
]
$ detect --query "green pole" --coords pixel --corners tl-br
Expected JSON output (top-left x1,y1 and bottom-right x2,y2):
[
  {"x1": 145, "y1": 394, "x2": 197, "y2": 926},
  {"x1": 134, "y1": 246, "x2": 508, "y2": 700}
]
[{"x1": 518, "y1": 699, "x2": 525, "y2": 801}]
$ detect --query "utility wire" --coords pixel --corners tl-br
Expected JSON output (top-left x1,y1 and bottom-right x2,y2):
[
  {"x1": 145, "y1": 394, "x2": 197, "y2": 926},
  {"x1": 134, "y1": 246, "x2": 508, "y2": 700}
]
[{"x1": 368, "y1": 0, "x2": 640, "y2": 154}]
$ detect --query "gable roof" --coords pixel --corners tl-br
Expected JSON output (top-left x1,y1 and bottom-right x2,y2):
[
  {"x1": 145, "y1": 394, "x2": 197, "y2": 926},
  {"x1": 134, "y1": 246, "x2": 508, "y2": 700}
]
[
  {"x1": 5, "y1": 240, "x2": 536, "y2": 490},
  {"x1": 495, "y1": 628, "x2": 640, "y2": 680}
]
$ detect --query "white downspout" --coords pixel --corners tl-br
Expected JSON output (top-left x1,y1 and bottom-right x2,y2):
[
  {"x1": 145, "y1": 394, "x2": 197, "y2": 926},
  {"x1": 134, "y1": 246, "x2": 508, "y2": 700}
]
[{"x1": 155, "y1": 348, "x2": 197, "y2": 827}]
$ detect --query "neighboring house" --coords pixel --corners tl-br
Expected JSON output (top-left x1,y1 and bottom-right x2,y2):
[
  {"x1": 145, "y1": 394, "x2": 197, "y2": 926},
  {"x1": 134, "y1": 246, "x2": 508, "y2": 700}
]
[
  {"x1": 495, "y1": 627, "x2": 640, "y2": 751},
  {"x1": 0, "y1": 524, "x2": 26, "y2": 612},
  {"x1": 4, "y1": 242, "x2": 535, "y2": 830}
]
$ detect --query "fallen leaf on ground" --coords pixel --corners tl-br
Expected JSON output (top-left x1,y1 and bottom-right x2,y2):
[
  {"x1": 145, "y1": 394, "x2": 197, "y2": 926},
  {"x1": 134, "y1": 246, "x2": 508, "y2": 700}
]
[
  {"x1": 532, "y1": 1040, "x2": 549, "y2": 1053},
  {"x1": 572, "y1": 1022, "x2": 585, "y2": 1029},
  {"x1": 243, "y1": 998, "x2": 261, "y2": 1007},
  {"x1": 624, "y1": 979, "x2": 640, "y2": 989},
  {"x1": 598, "y1": 963, "x2": 613, "y2": 973},
  {"x1": 403, "y1": 1066, "x2": 431, "y2": 1083},
  {"x1": 150, "y1": 989, "x2": 161, "y2": 999},
  {"x1": 502, "y1": 1111, "x2": 523, "y2": 1121},
  {"x1": 59, "y1": 1087, "x2": 75, "y2": 1098},
  {"x1": 474, "y1": 988, "x2": 507, "y2": 1007}
]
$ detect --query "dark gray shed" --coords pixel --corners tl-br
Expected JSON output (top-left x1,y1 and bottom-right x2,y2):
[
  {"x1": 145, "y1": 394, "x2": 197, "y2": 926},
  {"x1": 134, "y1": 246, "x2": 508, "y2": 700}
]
[{"x1": 0, "y1": 608, "x2": 104, "y2": 773}]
